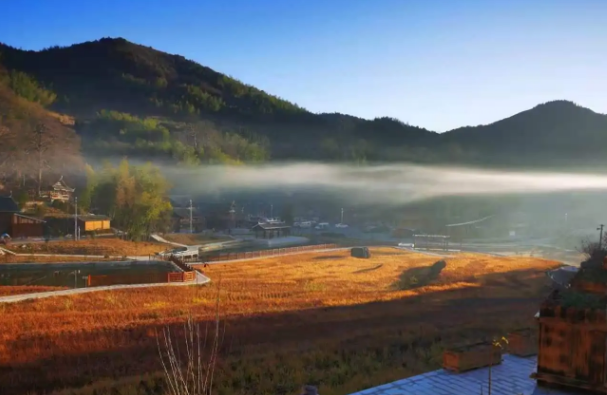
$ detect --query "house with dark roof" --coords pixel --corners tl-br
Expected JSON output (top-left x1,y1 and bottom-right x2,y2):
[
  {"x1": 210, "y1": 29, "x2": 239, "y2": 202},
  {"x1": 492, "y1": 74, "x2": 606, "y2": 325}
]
[
  {"x1": 252, "y1": 222, "x2": 291, "y2": 239},
  {"x1": 0, "y1": 196, "x2": 46, "y2": 238},
  {"x1": 0, "y1": 196, "x2": 20, "y2": 213}
]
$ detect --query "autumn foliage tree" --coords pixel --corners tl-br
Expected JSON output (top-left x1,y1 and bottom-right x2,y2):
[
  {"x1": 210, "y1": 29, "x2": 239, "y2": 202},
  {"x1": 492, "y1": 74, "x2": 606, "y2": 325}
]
[{"x1": 88, "y1": 159, "x2": 173, "y2": 240}]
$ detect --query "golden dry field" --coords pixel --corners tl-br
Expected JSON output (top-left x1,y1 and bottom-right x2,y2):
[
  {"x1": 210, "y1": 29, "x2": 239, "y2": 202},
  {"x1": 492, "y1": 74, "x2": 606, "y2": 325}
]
[
  {"x1": 0, "y1": 248, "x2": 561, "y2": 395},
  {"x1": 0, "y1": 285, "x2": 68, "y2": 296},
  {"x1": 5, "y1": 238, "x2": 169, "y2": 256}
]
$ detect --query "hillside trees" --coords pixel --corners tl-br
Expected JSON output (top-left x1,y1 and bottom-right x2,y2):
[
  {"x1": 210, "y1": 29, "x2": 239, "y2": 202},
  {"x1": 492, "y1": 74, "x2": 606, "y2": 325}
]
[
  {"x1": 8, "y1": 70, "x2": 56, "y2": 107},
  {"x1": 78, "y1": 164, "x2": 97, "y2": 212},
  {"x1": 79, "y1": 110, "x2": 269, "y2": 164},
  {"x1": 0, "y1": 68, "x2": 80, "y2": 190},
  {"x1": 86, "y1": 159, "x2": 173, "y2": 240},
  {"x1": 3, "y1": 38, "x2": 607, "y2": 167}
]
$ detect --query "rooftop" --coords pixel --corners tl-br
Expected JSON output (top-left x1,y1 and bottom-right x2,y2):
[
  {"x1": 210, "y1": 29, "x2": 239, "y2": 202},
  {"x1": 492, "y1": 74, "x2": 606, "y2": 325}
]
[
  {"x1": 349, "y1": 354, "x2": 582, "y2": 395},
  {"x1": 51, "y1": 176, "x2": 75, "y2": 192},
  {"x1": 252, "y1": 222, "x2": 291, "y2": 230},
  {"x1": 14, "y1": 213, "x2": 46, "y2": 223},
  {"x1": 0, "y1": 196, "x2": 20, "y2": 213}
]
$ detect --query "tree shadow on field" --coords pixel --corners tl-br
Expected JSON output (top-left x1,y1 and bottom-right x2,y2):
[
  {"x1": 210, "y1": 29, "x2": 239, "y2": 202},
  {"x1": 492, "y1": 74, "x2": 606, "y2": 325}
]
[
  {"x1": 2, "y1": 265, "x2": 557, "y2": 395},
  {"x1": 393, "y1": 260, "x2": 447, "y2": 290},
  {"x1": 353, "y1": 264, "x2": 383, "y2": 274}
]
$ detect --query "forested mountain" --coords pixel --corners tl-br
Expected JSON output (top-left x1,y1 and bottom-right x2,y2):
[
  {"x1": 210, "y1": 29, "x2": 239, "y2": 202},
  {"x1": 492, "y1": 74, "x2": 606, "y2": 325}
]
[
  {"x1": 0, "y1": 36, "x2": 606, "y2": 170},
  {"x1": 442, "y1": 101, "x2": 607, "y2": 166}
]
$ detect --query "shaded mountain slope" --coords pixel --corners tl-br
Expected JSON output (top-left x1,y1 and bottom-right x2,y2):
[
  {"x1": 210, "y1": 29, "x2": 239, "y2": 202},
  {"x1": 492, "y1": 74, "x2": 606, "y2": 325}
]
[{"x1": 0, "y1": 37, "x2": 606, "y2": 167}]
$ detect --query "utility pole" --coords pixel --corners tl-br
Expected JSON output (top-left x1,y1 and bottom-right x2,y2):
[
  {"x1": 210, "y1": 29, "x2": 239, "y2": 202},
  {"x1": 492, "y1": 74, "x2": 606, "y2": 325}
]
[
  {"x1": 73, "y1": 270, "x2": 80, "y2": 288},
  {"x1": 341, "y1": 208, "x2": 344, "y2": 224},
  {"x1": 599, "y1": 224, "x2": 605, "y2": 250},
  {"x1": 270, "y1": 203, "x2": 274, "y2": 219},
  {"x1": 74, "y1": 197, "x2": 78, "y2": 241},
  {"x1": 189, "y1": 199, "x2": 193, "y2": 234}
]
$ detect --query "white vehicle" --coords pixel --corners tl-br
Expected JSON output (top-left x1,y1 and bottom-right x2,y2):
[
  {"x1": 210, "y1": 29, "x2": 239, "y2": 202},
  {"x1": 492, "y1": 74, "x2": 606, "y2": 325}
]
[
  {"x1": 162, "y1": 246, "x2": 200, "y2": 260},
  {"x1": 315, "y1": 222, "x2": 329, "y2": 230},
  {"x1": 299, "y1": 221, "x2": 313, "y2": 228},
  {"x1": 335, "y1": 223, "x2": 349, "y2": 228}
]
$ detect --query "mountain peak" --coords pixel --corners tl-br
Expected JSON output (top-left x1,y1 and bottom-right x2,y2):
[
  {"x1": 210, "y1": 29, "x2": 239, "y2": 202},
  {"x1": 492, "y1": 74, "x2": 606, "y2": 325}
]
[
  {"x1": 533, "y1": 100, "x2": 581, "y2": 110},
  {"x1": 529, "y1": 100, "x2": 599, "y2": 118}
]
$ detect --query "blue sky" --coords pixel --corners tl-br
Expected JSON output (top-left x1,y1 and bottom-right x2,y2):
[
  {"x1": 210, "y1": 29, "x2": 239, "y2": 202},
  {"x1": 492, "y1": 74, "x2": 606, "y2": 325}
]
[{"x1": 1, "y1": 0, "x2": 605, "y2": 131}]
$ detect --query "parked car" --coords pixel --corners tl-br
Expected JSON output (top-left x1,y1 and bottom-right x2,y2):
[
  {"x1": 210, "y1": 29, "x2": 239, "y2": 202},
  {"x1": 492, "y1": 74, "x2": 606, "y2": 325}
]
[{"x1": 158, "y1": 246, "x2": 200, "y2": 261}]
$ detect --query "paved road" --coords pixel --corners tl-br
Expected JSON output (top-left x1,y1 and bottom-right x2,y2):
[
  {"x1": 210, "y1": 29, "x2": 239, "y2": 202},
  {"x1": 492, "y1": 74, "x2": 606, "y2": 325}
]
[
  {"x1": 151, "y1": 233, "x2": 246, "y2": 253},
  {"x1": 0, "y1": 271, "x2": 210, "y2": 304},
  {"x1": 150, "y1": 234, "x2": 188, "y2": 247}
]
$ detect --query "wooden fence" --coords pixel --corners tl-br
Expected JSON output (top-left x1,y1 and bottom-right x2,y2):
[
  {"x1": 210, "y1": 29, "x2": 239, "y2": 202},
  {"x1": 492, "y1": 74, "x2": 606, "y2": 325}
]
[
  {"x1": 168, "y1": 255, "x2": 196, "y2": 272},
  {"x1": 167, "y1": 271, "x2": 196, "y2": 282},
  {"x1": 87, "y1": 270, "x2": 197, "y2": 286},
  {"x1": 201, "y1": 244, "x2": 338, "y2": 262}
]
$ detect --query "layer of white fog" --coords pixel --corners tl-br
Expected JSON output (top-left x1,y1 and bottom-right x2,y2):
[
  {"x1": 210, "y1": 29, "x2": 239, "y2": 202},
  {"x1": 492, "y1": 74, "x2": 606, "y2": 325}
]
[{"x1": 166, "y1": 162, "x2": 607, "y2": 205}]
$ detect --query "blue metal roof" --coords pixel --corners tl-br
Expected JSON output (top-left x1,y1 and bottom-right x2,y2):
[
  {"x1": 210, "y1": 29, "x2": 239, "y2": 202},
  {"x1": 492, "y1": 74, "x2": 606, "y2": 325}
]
[{"x1": 349, "y1": 354, "x2": 585, "y2": 395}]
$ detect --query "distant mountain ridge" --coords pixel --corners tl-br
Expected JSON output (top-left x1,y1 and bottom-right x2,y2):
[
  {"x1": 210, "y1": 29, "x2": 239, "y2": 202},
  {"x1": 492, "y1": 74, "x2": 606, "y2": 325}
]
[{"x1": 0, "y1": 37, "x2": 606, "y2": 167}]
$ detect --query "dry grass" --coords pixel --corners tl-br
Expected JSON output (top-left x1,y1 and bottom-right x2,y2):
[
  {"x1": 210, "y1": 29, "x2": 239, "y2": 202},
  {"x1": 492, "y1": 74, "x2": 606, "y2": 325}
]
[
  {"x1": 161, "y1": 233, "x2": 232, "y2": 246},
  {"x1": 0, "y1": 248, "x2": 561, "y2": 395},
  {"x1": 0, "y1": 285, "x2": 68, "y2": 296},
  {"x1": 5, "y1": 238, "x2": 169, "y2": 256},
  {"x1": 195, "y1": 249, "x2": 558, "y2": 308}
]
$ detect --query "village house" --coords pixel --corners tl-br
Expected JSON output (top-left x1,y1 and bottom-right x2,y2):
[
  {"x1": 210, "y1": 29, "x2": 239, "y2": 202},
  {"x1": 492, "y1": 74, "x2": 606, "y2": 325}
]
[
  {"x1": 77, "y1": 215, "x2": 111, "y2": 233},
  {"x1": 41, "y1": 176, "x2": 75, "y2": 203},
  {"x1": 44, "y1": 214, "x2": 112, "y2": 237},
  {"x1": 0, "y1": 196, "x2": 46, "y2": 238},
  {"x1": 252, "y1": 222, "x2": 291, "y2": 239}
]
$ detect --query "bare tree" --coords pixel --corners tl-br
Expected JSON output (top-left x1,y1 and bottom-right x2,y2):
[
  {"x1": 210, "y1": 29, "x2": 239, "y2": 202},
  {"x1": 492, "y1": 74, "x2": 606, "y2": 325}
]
[
  {"x1": 0, "y1": 121, "x2": 18, "y2": 184},
  {"x1": 578, "y1": 237, "x2": 607, "y2": 269},
  {"x1": 157, "y1": 287, "x2": 224, "y2": 395},
  {"x1": 31, "y1": 122, "x2": 51, "y2": 196}
]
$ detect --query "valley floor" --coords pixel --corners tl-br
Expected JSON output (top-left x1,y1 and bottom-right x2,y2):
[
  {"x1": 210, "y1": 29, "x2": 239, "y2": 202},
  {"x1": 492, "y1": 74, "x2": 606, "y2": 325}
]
[{"x1": 0, "y1": 248, "x2": 560, "y2": 395}]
